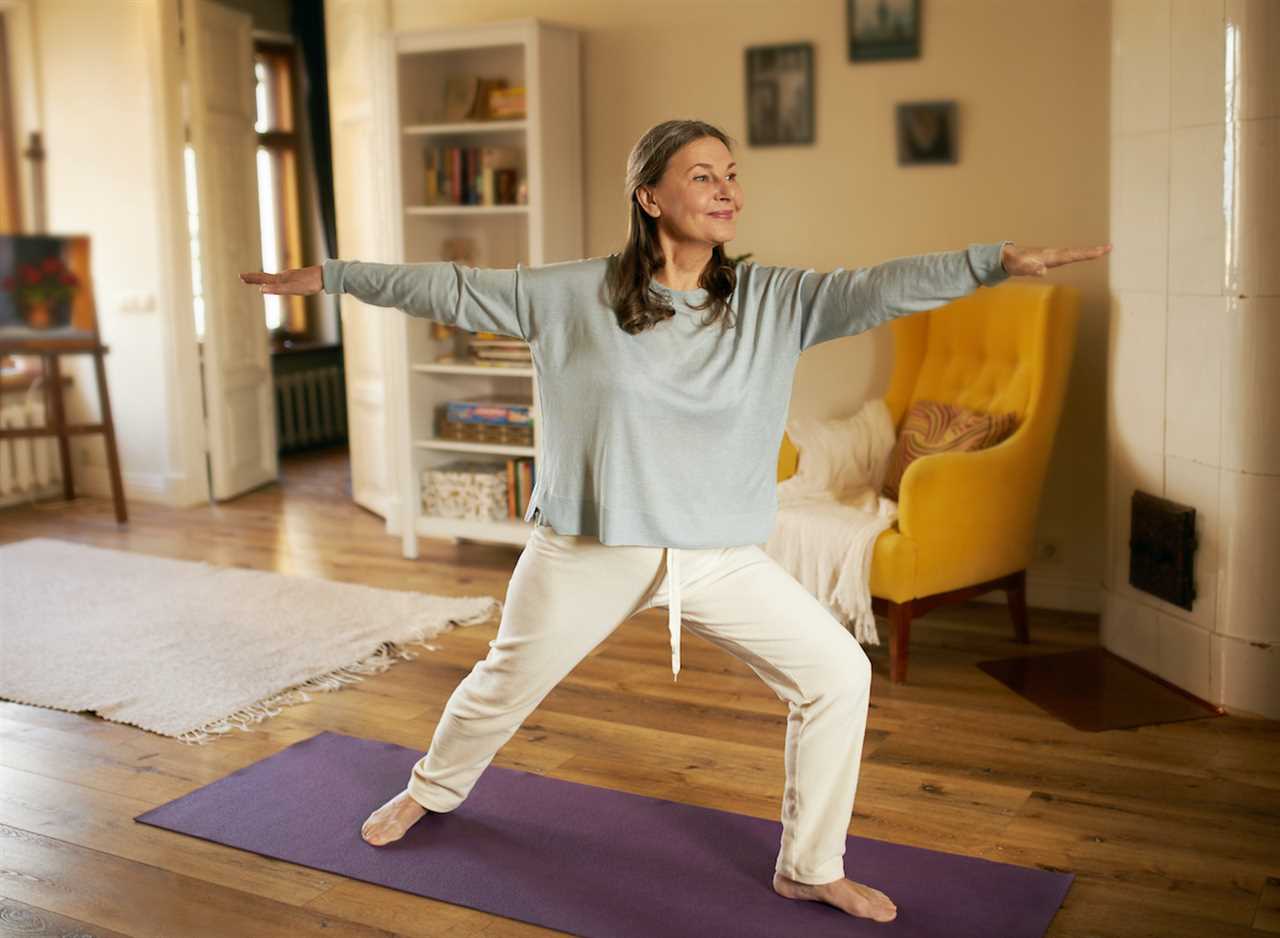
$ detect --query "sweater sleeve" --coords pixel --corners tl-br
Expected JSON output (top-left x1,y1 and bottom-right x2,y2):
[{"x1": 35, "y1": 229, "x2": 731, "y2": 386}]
[
  {"x1": 322, "y1": 258, "x2": 529, "y2": 341},
  {"x1": 785, "y1": 241, "x2": 1013, "y2": 352}
]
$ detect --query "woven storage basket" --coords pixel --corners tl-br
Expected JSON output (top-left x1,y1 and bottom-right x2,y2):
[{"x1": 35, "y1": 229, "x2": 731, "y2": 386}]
[{"x1": 421, "y1": 460, "x2": 509, "y2": 520}]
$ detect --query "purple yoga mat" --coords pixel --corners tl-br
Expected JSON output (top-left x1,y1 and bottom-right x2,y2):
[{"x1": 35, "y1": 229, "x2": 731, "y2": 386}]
[{"x1": 136, "y1": 731, "x2": 1072, "y2": 937}]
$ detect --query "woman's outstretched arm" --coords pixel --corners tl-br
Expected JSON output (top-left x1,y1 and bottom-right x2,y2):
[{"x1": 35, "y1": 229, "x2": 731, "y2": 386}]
[
  {"x1": 240, "y1": 259, "x2": 530, "y2": 342},
  {"x1": 760, "y1": 241, "x2": 1110, "y2": 352}
]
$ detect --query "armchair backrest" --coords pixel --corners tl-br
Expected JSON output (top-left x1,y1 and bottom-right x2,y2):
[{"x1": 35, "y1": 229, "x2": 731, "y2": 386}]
[
  {"x1": 884, "y1": 282, "x2": 1080, "y2": 519},
  {"x1": 778, "y1": 283, "x2": 1080, "y2": 492},
  {"x1": 886, "y1": 282, "x2": 1077, "y2": 437}
]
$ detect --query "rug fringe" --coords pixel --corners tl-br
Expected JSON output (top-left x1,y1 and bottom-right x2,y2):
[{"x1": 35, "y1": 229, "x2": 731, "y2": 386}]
[{"x1": 175, "y1": 601, "x2": 499, "y2": 746}]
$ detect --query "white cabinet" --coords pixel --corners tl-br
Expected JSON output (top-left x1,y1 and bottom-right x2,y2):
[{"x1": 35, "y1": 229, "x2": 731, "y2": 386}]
[{"x1": 377, "y1": 19, "x2": 583, "y2": 557}]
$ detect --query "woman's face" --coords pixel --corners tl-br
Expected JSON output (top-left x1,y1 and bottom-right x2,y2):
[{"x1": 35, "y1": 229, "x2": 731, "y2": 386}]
[{"x1": 638, "y1": 136, "x2": 743, "y2": 248}]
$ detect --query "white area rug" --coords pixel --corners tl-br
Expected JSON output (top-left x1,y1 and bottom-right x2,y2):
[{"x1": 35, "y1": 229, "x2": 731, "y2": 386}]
[{"x1": 0, "y1": 537, "x2": 502, "y2": 744}]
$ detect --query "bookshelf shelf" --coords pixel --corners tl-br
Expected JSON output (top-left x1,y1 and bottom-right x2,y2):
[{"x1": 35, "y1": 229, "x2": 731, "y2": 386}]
[
  {"x1": 413, "y1": 362, "x2": 535, "y2": 377},
  {"x1": 405, "y1": 205, "x2": 529, "y2": 216},
  {"x1": 403, "y1": 119, "x2": 528, "y2": 135},
  {"x1": 413, "y1": 438, "x2": 537, "y2": 458},
  {"x1": 416, "y1": 513, "x2": 536, "y2": 546}
]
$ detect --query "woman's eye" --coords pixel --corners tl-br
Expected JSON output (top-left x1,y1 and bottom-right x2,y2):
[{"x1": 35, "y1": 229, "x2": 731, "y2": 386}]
[{"x1": 694, "y1": 174, "x2": 737, "y2": 182}]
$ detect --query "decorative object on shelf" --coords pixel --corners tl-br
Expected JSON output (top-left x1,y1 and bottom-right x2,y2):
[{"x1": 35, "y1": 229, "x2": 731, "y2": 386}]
[
  {"x1": 1, "y1": 234, "x2": 95, "y2": 340},
  {"x1": 896, "y1": 101, "x2": 956, "y2": 166},
  {"x1": 426, "y1": 237, "x2": 479, "y2": 341},
  {"x1": 421, "y1": 459, "x2": 509, "y2": 520},
  {"x1": 487, "y1": 84, "x2": 526, "y2": 119},
  {"x1": 442, "y1": 235, "x2": 478, "y2": 265},
  {"x1": 745, "y1": 43, "x2": 814, "y2": 146},
  {"x1": 847, "y1": 0, "x2": 921, "y2": 61},
  {"x1": 442, "y1": 76, "x2": 504, "y2": 122}
]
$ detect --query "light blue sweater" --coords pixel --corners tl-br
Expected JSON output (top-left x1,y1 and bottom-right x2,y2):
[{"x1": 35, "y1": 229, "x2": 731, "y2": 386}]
[{"x1": 323, "y1": 242, "x2": 1012, "y2": 550}]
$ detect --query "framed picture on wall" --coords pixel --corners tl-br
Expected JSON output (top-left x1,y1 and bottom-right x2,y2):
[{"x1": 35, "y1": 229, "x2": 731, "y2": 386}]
[
  {"x1": 896, "y1": 101, "x2": 956, "y2": 165},
  {"x1": 0, "y1": 234, "x2": 99, "y2": 346},
  {"x1": 745, "y1": 43, "x2": 814, "y2": 146},
  {"x1": 848, "y1": 0, "x2": 921, "y2": 62}
]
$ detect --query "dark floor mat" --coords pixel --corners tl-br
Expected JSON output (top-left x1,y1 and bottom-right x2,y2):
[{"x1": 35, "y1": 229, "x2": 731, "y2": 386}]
[{"x1": 978, "y1": 646, "x2": 1223, "y2": 731}]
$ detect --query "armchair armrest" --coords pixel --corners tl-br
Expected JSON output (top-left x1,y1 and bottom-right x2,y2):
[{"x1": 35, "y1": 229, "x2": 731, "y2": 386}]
[{"x1": 894, "y1": 425, "x2": 1043, "y2": 555}]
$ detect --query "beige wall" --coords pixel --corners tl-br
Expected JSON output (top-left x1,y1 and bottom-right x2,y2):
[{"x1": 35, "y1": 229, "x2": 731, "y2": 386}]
[
  {"x1": 28, "y1": 0, "x2": 179, "y2": 500},
  {"x1": 393, "y1": 0, "x2": 1112, "y2": 613}
]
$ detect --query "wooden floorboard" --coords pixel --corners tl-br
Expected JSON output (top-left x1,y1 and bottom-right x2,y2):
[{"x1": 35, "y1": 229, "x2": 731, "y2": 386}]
[{"x1": 1, "y1": 446, "x2": 1276, "y2": 937}]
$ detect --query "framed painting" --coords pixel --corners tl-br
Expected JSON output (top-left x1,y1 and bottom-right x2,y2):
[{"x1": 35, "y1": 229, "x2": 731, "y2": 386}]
[
  {"x1": 745, "y1": 43, "x2": 815, "y2": 146},
  {"x1": 896, "y1": 100, "x2": 956, "y2": 165},
  {"x1": 848, "y1": 0, "x2": 921, "y2": 62},
  {"x1": 0, "y1": 233, "x2": 99, "y2": 347}
]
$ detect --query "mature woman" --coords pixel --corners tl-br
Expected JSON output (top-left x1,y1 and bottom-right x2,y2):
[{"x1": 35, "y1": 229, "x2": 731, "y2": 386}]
[{"x1": 242, "y1": 119, "x2": 1109, "y2": 924}]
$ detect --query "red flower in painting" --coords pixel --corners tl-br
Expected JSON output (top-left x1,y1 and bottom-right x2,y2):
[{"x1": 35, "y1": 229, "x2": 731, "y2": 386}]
[{"x1": 5, "y1": 254, "x2": 80, "y2": 308}]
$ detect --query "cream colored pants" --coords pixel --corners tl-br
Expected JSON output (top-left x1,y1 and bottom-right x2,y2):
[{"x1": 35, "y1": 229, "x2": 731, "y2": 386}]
[{"x1": 407, "y1": 524, "x2": 873, "y2": 886}]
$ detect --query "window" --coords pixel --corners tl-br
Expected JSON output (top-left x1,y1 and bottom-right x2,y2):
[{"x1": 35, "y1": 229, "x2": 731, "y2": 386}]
[
  {"x1": 254, "y1": 40, "x2": 305, "y2": 336},
  {"x1": 183, "y1": 144, "x2": 205, "y2": 337}
]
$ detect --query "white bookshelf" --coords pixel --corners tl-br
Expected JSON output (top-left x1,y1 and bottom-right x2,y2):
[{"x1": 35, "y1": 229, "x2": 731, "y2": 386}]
[{"x1": 380, "y1": 19, "x2": 583, "y2": 557}]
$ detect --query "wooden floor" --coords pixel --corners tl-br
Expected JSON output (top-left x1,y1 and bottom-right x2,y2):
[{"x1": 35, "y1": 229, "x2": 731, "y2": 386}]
[{"x1": 1, "y1": 447, "x2": 1276, "y2": 938}]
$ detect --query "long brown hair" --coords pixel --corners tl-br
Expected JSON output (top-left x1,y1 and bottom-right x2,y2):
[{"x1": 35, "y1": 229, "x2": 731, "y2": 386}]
[{"x1": 604, "y1": 120, "x2": 740, "y2": 336}]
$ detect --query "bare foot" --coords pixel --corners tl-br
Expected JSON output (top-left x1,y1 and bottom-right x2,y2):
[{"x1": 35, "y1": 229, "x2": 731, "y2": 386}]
[
  {"x1": 772, "y1": 871, "x2": 898, "y2": 923},
  {"x1": 360, "y1": 788, "x2": 429, "y2": 846}
]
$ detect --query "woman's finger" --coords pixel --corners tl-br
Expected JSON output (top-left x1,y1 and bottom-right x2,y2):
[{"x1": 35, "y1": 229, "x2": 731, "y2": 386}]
[
  {"x1": 1041, "y1": 244, "x2": 1111, "y2": 268},
  {"x1": 240, "y1": 272, "x2": 272, "y2": 284}
]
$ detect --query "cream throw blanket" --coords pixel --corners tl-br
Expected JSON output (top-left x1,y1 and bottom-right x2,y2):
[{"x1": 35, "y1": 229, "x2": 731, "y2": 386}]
[{"x1": 765, "y1": 398, "x2": 899, "y2": 645}]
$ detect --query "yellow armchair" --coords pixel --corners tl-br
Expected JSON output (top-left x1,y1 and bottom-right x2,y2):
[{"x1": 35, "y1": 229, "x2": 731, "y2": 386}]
[{"x1": 778, "y1": 282, "x2": 1080, "y2": 683}]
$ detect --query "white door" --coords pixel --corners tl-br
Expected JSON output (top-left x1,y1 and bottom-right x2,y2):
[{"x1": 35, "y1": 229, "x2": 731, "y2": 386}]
[
  {"x1": 325, "y1": 0, "x2": 397, "y2": 522},
  {"x1": 184, "y1": 0, "x2": 278, "y2": 500}
]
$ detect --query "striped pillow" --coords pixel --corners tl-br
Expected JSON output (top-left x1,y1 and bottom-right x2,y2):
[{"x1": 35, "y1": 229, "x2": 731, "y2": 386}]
[{"x1": 880, "y1": 400, "x2": 1020, "y2": 501}]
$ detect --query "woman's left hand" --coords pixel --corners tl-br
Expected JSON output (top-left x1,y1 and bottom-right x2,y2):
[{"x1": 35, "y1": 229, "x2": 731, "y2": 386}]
[{"x1": 1000, "y1": 243, "x2": 1112, "y2": 277}]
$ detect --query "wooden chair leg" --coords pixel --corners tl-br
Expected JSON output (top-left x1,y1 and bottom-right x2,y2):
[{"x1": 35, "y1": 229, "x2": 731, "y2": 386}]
[
  {"x1": 44, "y1": 353, "x2": 75, "y2": 502},
  {"x1": 1007, "y1": 569, "x2": 1030, "y2": 643},
  {"x1": 888, "y1": 601, "x2": 912, "y2": 684},
  {"x1": 92, "y1": 346, "x2": 128, "y2": 523}
]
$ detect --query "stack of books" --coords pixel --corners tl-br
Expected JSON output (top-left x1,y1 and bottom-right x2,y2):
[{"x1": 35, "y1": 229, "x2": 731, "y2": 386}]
[
  {"x1": 505, "y1": 456, "x2": 535, "y2": 519},
  {"x1": 467, "y1": 336, "x2": 531, "y2": 366},
  {"x1": 424, "y1": 145, "x2": 524, "y2": 207}
]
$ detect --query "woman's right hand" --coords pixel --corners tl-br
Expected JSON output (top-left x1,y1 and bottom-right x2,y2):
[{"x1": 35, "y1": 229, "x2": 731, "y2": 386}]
[{"x1": 240, "y1": 265, "x2": 323, "y2": 295}]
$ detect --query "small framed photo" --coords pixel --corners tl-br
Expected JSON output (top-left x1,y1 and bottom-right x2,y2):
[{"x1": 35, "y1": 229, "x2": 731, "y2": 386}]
[
  {"x1": 848, "y1": 0, "x2": 921, "y2": 62},
  {"x1": 745, "y1": 43, "x2": 814, "y2": 146},
  {"x1": 896, "y1": 101, "x2": 956, "y2": 165}
]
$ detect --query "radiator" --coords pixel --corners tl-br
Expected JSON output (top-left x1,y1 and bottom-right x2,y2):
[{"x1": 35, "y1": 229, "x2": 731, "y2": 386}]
[
  {"x1": 274, "y1": 364, "x2": 348, "y2": 452},
  {"x1": 0, "y1": 396, "x2": 62, "y2": 506}
]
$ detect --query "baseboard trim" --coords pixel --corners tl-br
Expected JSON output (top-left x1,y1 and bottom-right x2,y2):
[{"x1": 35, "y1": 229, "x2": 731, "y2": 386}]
[{"x1": 970, "y1": 571, "x2": 1101, "y2": 614}]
